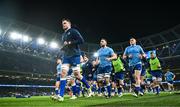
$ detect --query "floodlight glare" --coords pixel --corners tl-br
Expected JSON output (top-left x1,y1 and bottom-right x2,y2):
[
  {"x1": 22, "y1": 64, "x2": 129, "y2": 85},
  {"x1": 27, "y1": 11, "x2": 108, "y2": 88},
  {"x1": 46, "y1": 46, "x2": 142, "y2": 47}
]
[
  {"x1": 22, "y1": 35, "x2": 29, "y2": 42},
  {"x1": 10, "y1": 32, "x2": 22, "y2": 40},
  {"x1": 93, "y1": 52, "x2": 98, "y2": 57},
  {"x1": 50, "y1": 42, "x2": 58, "y2": 49},
  {"x1": 37, "y1": 38, "x2": 45, "y2": 45}
]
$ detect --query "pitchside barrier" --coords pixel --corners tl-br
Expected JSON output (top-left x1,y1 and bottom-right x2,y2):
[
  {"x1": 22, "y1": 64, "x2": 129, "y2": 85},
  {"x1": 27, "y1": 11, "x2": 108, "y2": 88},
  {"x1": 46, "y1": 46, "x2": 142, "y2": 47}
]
[{"x1": 0, "y1": 80, "x2": 180, "y2": 88}]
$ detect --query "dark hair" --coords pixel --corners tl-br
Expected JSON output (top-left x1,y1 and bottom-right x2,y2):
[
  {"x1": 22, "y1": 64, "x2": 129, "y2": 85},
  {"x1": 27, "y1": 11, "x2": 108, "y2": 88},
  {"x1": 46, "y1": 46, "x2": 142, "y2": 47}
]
[
  {"x1": 129, "y1": 37, "x2": 136, "y2": 40},
  {"x1": 62, "y1": 18, "x2": 71, "y2": 23},
  {"x1": 150, "y1": 51, "x2": 154, "y2": 54},
  {"x1": 101, "y1": 38, "x2": 108, "y2": 43}
]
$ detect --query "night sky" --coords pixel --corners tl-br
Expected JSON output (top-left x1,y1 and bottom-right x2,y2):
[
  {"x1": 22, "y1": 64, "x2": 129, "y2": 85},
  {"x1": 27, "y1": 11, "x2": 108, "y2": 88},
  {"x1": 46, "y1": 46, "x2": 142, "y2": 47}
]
[{"x1": 0, "y1": 0, "x2": 180, "y2": 43}]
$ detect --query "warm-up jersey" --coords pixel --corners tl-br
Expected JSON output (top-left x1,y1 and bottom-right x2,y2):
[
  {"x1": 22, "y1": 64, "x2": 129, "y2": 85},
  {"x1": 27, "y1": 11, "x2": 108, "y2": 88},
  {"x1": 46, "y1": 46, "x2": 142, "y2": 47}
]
[
  {"x1": 61, "y1": 28, "x2": 84, "y2": 57},
  {"x1": 97, "y1": 47, "x2": 114, "y2": 67},
  {"x1": 165, "y1": 71, "x2": 175, "y2": 82},
  {"x1": 124, "y1": 45, "x2": 145, "y2": 66},
  {"x1": 112, "y1": 57, "x2": 125, "y2": 73}
]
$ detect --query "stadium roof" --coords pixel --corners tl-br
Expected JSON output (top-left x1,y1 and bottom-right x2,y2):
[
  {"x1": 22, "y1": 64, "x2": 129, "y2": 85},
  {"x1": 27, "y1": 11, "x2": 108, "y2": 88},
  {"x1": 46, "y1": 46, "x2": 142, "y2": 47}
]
[{"x1": 0, "y1": 1, "x2": 180, "y2": 43}]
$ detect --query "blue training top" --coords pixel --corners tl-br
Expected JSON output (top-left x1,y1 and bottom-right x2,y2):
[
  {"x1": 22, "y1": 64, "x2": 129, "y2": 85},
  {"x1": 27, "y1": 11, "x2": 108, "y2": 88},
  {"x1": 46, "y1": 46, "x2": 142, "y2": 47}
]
[
  {"x1": 124, "y1": 44, "x2": 145, "y2": 66},
  {"x1": 165, "y1": 71, "x2": 175, "y2": 81},
  {"x1": 97, "y1": 47, "x2": 114, "y2": 67}
]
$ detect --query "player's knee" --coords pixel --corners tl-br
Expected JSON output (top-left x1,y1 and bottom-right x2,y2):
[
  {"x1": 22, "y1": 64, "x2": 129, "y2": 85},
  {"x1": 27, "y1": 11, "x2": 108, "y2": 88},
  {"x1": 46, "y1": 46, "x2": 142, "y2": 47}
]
[
  {"x1": 73, "y1": 70, "x2": 79, "y2": 75},
  {"x1": 72, "y1": 65, "x2": 80, "y2": 72},
  {"x1": 119, "y1": 81, "x2": 124, "y2": 86},
  {"x1": 70, "y1": 79, "x2": 75, "y2": 85},
  {"x1": 62, "y1": 64, "x2": 69, "y2": 71},
  {"x1": 135, "y1": 75, "x2": 140, "y2": 81},
  {"x1": 55, "y1": 81, "x2": 60, "y2": 87},
  {"x1": 61, "y1": 71, "x2": 67, "y2": 78}
]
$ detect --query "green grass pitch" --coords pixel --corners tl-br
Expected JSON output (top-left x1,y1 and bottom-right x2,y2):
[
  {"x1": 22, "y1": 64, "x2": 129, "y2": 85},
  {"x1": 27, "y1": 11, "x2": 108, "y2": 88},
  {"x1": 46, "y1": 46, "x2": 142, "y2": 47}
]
[{"x1": 0, "y1": 92, "x2": 180, "y2": 107}]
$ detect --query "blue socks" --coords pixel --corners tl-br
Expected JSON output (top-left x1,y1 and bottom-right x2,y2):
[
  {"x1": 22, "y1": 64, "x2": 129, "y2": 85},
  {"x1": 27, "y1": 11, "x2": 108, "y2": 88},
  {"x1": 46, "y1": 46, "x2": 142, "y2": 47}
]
[
  {"x1": 71, "y1": 84, "x2": 77, "y2": 96},
  {"x1": 92, "y1": 84, "x2": 96, "y2": 93},
  {"x1": 155, "y1": 86, "x2": 160, "y2": 94},
  {"x1": 80, "y1": 77, "x2": 90, "y2": 89},
  {"x1": 118, "y1": 87, "x2": 122, "y2": 94},
  {"x1": 59, "y1": 78, "x2": 67, "y2": 97},
  {"x1": 134, "y1": 86, "x2": 140, "y2": 95},
  {"x1": 55, "y1": 88, "x2": 59, "y2": 95},
  {"x1": 106, "y1": 83, "x2": 111, "y2": 97}
]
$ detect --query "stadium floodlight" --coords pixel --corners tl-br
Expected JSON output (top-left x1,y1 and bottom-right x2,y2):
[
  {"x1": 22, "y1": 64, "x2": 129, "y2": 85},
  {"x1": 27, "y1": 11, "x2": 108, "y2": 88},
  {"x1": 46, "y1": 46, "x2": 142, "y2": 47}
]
[
  {"x1": 37, "y1": 38, "x2": 45, "y2": 45},
  {"x1": 93, "y1": 52, "x2": 98, "y2": 57},
  {"x1": 22, "y1": 35, "x2": 30, "y2": 42},
  {"x1": 50, "y1": 41, "x2": 58, "y2": 49},
  {"x1": 10, "y1": 32, "x2": 22, "y2": 40}
]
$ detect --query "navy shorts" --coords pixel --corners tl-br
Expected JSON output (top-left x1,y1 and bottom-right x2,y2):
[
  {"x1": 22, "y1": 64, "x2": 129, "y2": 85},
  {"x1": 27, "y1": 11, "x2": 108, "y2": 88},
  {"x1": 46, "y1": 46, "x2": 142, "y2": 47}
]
[
  {"x1": 84, "y1": 74, "x2": 93, "y2": 81},
  {"x1": 141, "y1": 68, "x2": 146, "y2": 76},
  {"x1": 115, "y1": 72, "x2": 124, "y2": 80},
  {"x1": 167, "y1": 81, "x2": 174, "y2": 85},
  {"x1": 129, "y1": 64, "x2": 142, "y2": 74},
  {"x1": 150, "y1": 70, "x2": 162, "y2": 78},
  {"x1": 97, "y1": 66, "x2": 112, "y2": 80},
  {"x1": 97, "y1": 66, "x2": 112, "y2": 74},
  {"x1": 62, "y1": 55, "x2": 80, "y2": 66}
]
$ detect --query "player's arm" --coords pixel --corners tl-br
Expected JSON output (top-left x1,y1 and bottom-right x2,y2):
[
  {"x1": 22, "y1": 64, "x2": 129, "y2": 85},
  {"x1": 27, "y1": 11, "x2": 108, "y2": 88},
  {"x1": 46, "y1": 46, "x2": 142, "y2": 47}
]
[
  {"x1": 123, "y1": 48, "x2": 128, "y2": 59},
  {"x1": 107, "y1": 53, "x2": 117, "y2": 61},
  {"x1": 106, "y1": 48, "x2": 117, "y2": 61},
  {"x1": 95, "y1": 57, "x2": 100, "y2": 65},
  {"x1": 139, "y1": 45, "x2": 146, "y2": 59},
  {"x1": 60, "y1": 35, "x2": 68, "y2": 50},
  {"x1": 68, "y1": 29, "x2": 84, "y2": 45},
  {"x1": 164, "y1": 73, "x2": 167, "y2": 81},
  {"x1": 80, "y1": 55, "x2": 84, "y2": 63},
  {"x1": 157, "y1": 58, "x2": 162, "y2": 68},
  {"x1": 172, "y1": 73, "x2": 176, "y2": 80}
]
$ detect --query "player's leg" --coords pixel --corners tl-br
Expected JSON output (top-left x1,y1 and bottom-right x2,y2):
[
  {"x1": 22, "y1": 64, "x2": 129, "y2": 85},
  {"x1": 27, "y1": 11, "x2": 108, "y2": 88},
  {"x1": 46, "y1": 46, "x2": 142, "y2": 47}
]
[
  {"x1": 140, "y1": 69, "x2": 146, "y2": 96},
  {"x1": 73, "y1": 67, "x2": 92, "y2": 97},
  {"x1": 104, "y1": 75, "x2": 111, "y2": 98},
  {"x1": 104, "y1": 66, "x2": 112, "y2": 98},
  {"x1": 55, "y1": 81, "x2": 60, "y2": 95},
  {"x1": 129, "y1": 66, "x2": 136, "y2": 95},
  {"x1": 58, "y1": 58, "x2": 70, "y2": 101},
  {"x1": 167, "y1": 82, "x2": 171, "y2": 91},
  {"x1": 170, "y1": 81, "x2": 174, "y2": 91},
  {"x1": 91, "y1": 81, "x2": 97, "y2": 96},
  {"x1": 51, "y1": 80, "x2": 60, "y2": 100},
  {"x1": 73, "y1": 55, "x2": 91, "y2": 91},
  {"x1": 111, "y1": 81, "x2": 116, "y2": 96},
  {"x1": 118, "y1": 72, "x2": 124, "y2": 97},
  {"x1": 69, "y1": 78, "x2": 77, "y2": 99},
  {"x1": 155, "y1": 71, "x2": 162, "y2": 95},
  {"x1": 97, "y1": 74, "x2": 103, "y2": 96},
  {"x1": 134, "y1": 64, "x2": 142, "y2": 96}
]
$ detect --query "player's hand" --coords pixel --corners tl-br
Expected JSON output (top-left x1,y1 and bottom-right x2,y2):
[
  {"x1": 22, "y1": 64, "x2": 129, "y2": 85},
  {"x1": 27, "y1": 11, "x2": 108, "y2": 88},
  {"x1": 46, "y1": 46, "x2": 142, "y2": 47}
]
[
  {"x1": 139, "y1": 54, "x2": 143, "y2": 59},
  {"x1": 106, "y1": 58, "x2": 111, "y2": 61},
  {"x1": 128, "y1": 54, "x2": 132, "y2": 58},
  {"x1": 64, "y1": 41, "x2": 68, "y2": 45},
  {"x1": 122, "y1": 55, "x2": 127, "y2": 59}
]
